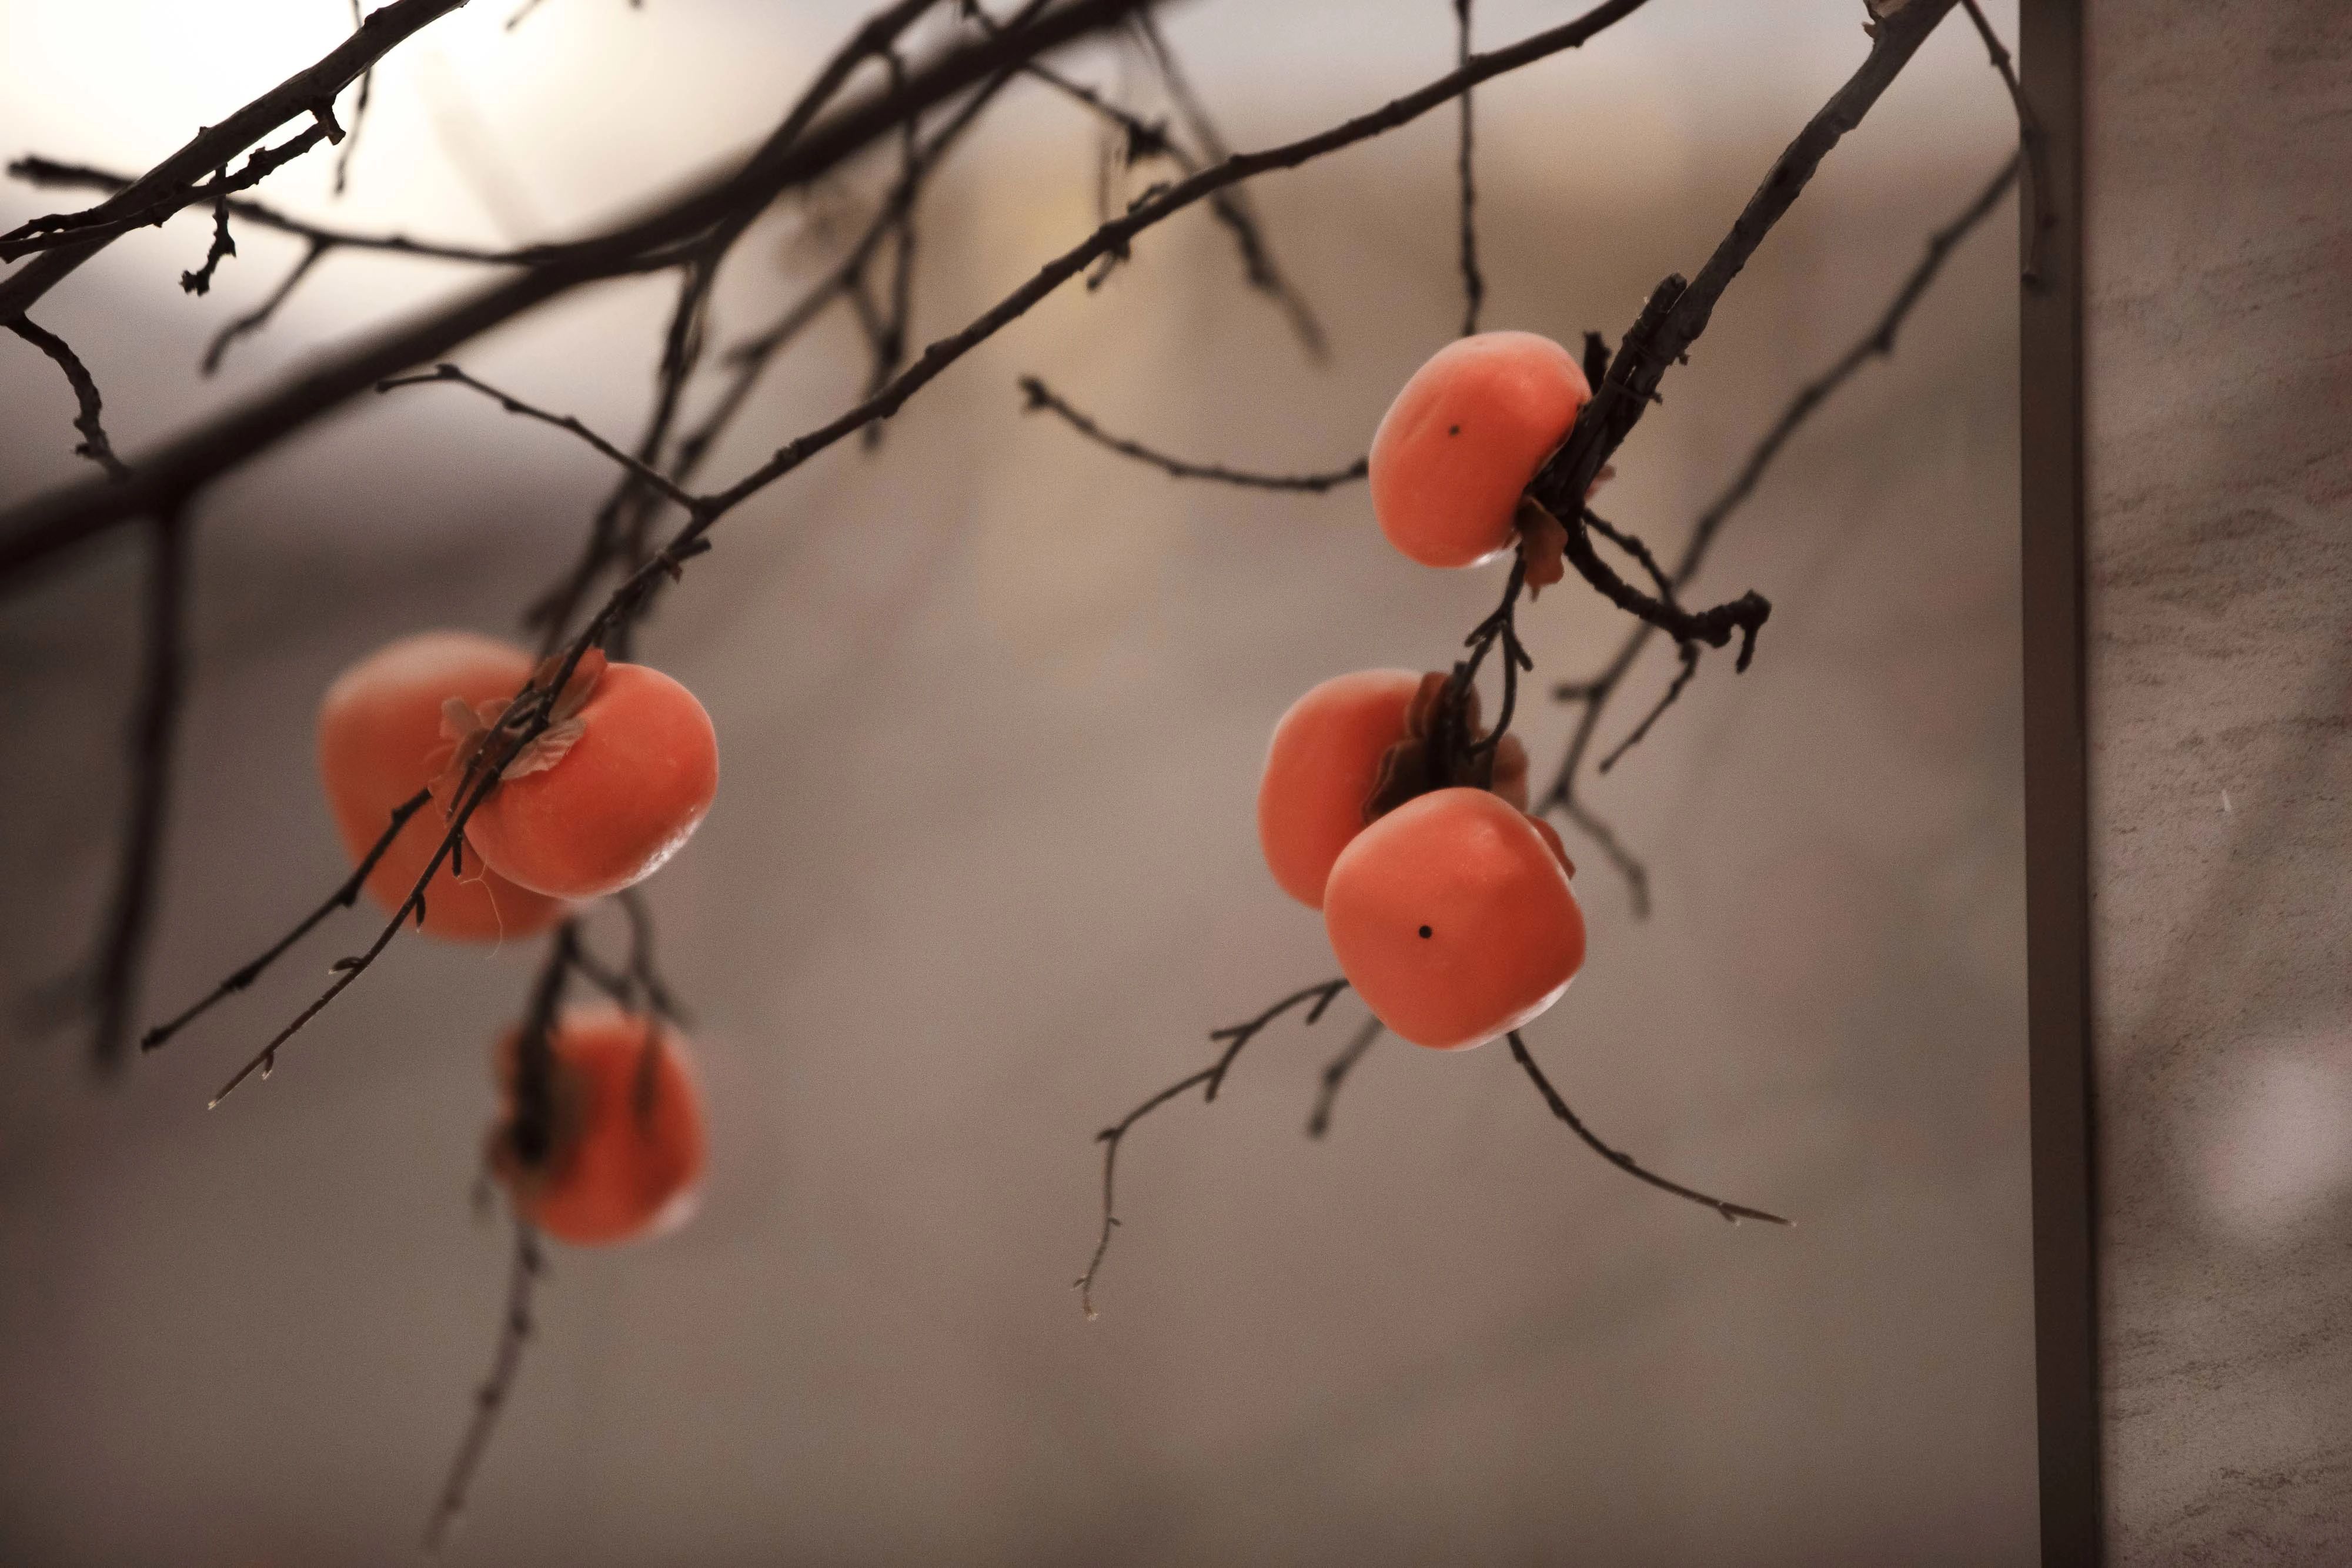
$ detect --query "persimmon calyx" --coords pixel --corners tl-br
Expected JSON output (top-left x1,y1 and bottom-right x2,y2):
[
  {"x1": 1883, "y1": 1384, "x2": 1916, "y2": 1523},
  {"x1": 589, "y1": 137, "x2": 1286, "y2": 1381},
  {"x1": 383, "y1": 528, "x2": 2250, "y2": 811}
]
[
  {"x1": 1514, "y1": 463, "x2": 1612, "y2": 601},
  {"x1": 429, "y1": 647, "x2": 607, "y2": 809},
  {"x1": 1364, "y1": 671, "x2": 1529, "y2": 823}
]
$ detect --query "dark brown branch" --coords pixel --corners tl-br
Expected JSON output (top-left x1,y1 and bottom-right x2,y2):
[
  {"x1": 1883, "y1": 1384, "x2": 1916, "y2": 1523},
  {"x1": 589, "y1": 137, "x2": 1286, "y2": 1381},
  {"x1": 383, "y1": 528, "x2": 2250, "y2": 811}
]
[
  {"x1": 1955, "y1": 0, "x2": 2049, "y2": 287},
  {"x1": 1306, "y1": 1015, "x2": 1382, "y2": 1139},
  {"x1": 1506, "y1": 1031, "x2": 1789, "y2": 1226},
  {"x1": 422, "y1": 1221, "x2": 544, "y2": 1556},
  {"x1": 376, "y1": 364, "x2": 706, "y2": 516},
  {"x1": 0, "y1": 0, "x2": 466, "y2": 314},
  {"x1": 11, "y1": 158, "x2": 541, "y2": 266},
  {"x1": 1538, "y1": 146, "x2": 2017, "y2": 902},
  {"x1": 703, "y1": 0, "x2": 1658, "y2": 521},
  {"x1": 1017, "y1": 376, "x2": 1368, "y2": 492},
  {"x1": 1452, "y1": 0, "x2": 1483, "y2": 337},
  {"x1": 0, "y1": 0, "x2": 1171, "y2": 584},
  {"x1": 89, "y1": 512, "x2": 189, "y2": 1071},
  {"x1": 179, "y1": 193, "x2": 237, "y2": 296},
  {"x1": 1528, "y1": 0, "x2": 1960, "y2": 521},
  {"x1": 6, "y1": 316, "x2": 130, "y2": 480},
  {"x1": 1075, "y1": 977, "x2": 1348, "y2": 1319},
  {"x1": 4, "y1": 120, "x2": 336, "y2": 259},
  {"x1": 203, "y1": 240, "x2": 329, "y2": 375},
  {"x1": 139, "y1": 788, "x2": 430, "y2": 1054}
]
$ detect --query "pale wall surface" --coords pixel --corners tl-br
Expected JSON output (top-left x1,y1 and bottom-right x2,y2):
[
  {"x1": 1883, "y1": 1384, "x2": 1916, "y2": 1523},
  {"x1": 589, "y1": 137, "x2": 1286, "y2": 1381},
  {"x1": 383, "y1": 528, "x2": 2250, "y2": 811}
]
[{"x1": 2085, "y1": 1, "x2": 2352, "y2": 1560}]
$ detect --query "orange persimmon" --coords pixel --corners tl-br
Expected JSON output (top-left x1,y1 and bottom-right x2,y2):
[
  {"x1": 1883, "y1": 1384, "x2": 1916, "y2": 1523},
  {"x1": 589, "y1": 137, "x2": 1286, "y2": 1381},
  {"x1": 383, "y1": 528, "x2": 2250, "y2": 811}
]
[
  {"x1": 492, "y1": 1008, "x2": 706, "y2": 1246},
  {"x1": 1322, "y1": 787, "x2": 1585, "y2": 1051},
  {"x1": 1368, "y1": 331, "x2": 1591, "y2": 569},
  {"x1": 316, "y1": 631, "x2": 564, "y2": 943},
  {"x1": 456, "y1": 658, "x2": 719, "y2": 901},
  {"x1": 1257, "y1": 669, "x2": 1422, "y2": 908}
]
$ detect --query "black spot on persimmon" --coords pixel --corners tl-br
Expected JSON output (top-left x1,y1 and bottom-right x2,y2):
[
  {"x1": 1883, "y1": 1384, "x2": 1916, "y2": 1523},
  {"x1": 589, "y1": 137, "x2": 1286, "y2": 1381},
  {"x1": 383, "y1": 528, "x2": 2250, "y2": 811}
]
[
  {"x1": 1418, "y1": 925, "x2": 1434, "y2": 939},
  {"x1": 1448, "y1": 424, "x2": 1461, "y2": 436}
]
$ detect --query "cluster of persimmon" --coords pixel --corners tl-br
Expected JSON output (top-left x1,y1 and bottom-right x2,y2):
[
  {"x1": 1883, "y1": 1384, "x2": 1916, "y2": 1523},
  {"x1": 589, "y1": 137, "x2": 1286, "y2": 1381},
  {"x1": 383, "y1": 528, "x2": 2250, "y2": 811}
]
[
  {"x1": 1257, "y1": 332, "x2": 1594, "y2": 1051},
  {"x1": 316, "y1": 630, "x2": 718, "y2": 1244}
]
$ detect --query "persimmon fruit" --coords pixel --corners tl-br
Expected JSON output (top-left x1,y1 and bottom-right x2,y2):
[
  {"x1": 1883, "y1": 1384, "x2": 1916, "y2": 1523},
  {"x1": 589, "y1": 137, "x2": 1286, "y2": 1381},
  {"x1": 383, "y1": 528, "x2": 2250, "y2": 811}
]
[
  {"x1": 492, "y1": 1008, "x2": 706, "y2": 1246},
  {"x1": 1368, "y1": 331, "x2": 1591, "y2": 569},
  {"x1": 1322, "y1": 787, "x2": 1585, "y2": 1051},
  {"x1": 457, "y1": 658, "x2": 720, "y2": 901},
  {"x1": 1257, "y1": 669, "x2": 1422, "y2": 908},
  {"x1": 316, "y1": 631, "x2": 564, "y2": 943}
]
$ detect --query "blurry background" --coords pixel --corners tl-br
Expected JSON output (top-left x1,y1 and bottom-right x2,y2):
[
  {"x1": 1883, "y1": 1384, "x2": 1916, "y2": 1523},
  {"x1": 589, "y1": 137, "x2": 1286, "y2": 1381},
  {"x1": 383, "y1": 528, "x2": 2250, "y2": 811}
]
[{"x1": 0, "y1": 2, "x2": 2031, "y2": 1563}]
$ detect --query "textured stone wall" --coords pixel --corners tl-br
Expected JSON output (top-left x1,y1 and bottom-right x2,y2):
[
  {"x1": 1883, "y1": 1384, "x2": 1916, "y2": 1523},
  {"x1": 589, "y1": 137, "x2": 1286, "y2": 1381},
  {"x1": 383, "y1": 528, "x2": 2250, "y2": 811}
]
[{"x1": 2085, "y1": 3, "x2": 2352, "y2": 1559}]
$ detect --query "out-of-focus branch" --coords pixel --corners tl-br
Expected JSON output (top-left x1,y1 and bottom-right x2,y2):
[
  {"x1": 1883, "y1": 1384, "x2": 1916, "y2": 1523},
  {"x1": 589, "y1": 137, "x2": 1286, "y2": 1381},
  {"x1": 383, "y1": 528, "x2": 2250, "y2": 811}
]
[
  {"x1": 422, "y1": 1221, "x2": 544, "y2": 1555},
  {"x1": 1955, "y1": 0, "x2": 2049, "y2": 286},
  {"x1": 1452, "y1": 0, "x2": 1483, "y2": 337},
  {"x1": 87, "y1": 511, "x2": 189, "y2": 1071}
]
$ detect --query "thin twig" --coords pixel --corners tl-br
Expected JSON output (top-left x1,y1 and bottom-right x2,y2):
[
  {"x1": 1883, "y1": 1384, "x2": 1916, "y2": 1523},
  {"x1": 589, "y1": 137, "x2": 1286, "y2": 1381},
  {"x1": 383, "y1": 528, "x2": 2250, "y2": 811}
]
[
  {"x1": 1539, "y1": 146, "x2": 2017, "y2": 903},
  {"x1": 376, "y1": 365, "x2": 706, "y2": 516},
  {"x1": 1955, "y1": 0, "x2": 2049, "y2": 287},
  {"x1": 333, "y1": 0, "x2": 373, "y2": 197},
  {"x1": 140, "y1": 788, "x2": 431, "y2": 1054},
  {"x1": 1017, "y1": 376, "x2": 1367, "y2": 492},
  {"x1": 0, "y1": 0, "x2": 467, "y2": 313},
  {"x1": 6, "y1": 317, "x2": 130, "y2": 480},
  {"x1": 202, "y1": 240, "x2": 330, "y2": 375},
  {"x1": 1306, "y1": 1015, "x2": 1382, "y2": 1139},
  {"x1": 11, "y1": 158, "x2": 543, "y2": 265},
  {"x1": 1506, "y1": 1031, "x2": 1789, "y2": 1226},
  {"x1": 1452, "y1": 0, "x2": 1483, "y2": 337},
  {"x1": 1130, "y1": 12, "x2": 1327, "y2": 359},
  {"x1": 1076, "y1": 978, "x2": 1348, "y2": 1319},
  {"x1": 179, "y1": 191, "x2": 237, "y2": 296},
  {"x1": 422, "y1": 1222, "x2": 544, "y2": 1555}
]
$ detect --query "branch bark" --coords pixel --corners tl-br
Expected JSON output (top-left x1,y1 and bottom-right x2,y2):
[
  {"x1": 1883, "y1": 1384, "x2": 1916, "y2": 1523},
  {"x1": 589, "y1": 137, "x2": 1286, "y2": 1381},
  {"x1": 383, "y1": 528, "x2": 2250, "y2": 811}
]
[{"x1": 0, "y1": 0, "x2": 469, "y2": 312}]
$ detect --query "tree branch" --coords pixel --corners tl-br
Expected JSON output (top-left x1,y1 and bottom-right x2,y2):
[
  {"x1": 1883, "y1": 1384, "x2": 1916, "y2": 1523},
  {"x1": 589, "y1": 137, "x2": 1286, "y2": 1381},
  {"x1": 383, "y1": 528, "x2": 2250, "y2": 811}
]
[
  {"x1": 0, "y1": 0, "x2": 465, "y2": 312},
  {"x1": 1506, "y1": 1031, "x2": 1788, "y2": 1225},
  {"x1": 421, "y1": 1221, "x2": 544, "y2": 1556},
  {"x1": 88, "y1": 511, "x2": 189, "y2": 1071},
  {"x1": 1075, "y1": 977, "x2": 1348, "y2": 1318},
  {"x1": 6, "y1": 316, "x2": 130, "y2": 480},
  {"x1": 1017, "y1": 376, "x2": 1367, "y2": 491},
  {"x1": 376, "y1": 364, "x2": 706, "y2": 516}
]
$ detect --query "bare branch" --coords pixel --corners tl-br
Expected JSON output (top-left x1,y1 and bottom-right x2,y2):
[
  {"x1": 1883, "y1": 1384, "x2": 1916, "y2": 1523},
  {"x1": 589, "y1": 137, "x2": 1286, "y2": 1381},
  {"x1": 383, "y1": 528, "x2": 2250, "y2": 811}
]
[
  {"x1": 6, "y1": 316, "x2": 130, "y2": 480},
  {"x1": 88, "y1": 512, "x2": 189, "y2": 1071},
  {"x1": 1017, "y1": 376, "x2": 1368, "y2": 492},
  {"x1": 1956, "y1": 0, "x2": 2049, "y2": 286},
  {"x1": 202, "y1": 240, "x2": 329, "y2": 375},
  {"x1": 376, "y1": 365, "x2": 706, "y2": 516},
  {"x1": 1539, "y1": 146, "x2": 2017, "y2": 902},
  {"x1": 1452, "y1": 0, "x2": 1483, "y2": 337},
  {"x1": 2, "y1": 0, "x2": 1170, "y2": 584},
  {"x1": 1130, "y1": 13, "x2": 1327, "y2": 358},
  {"x1": 1506, "y1": 1032, "x2": 1789, "y2": 1226},
  {"x1": 333, "y1": 0, "x2": 374, "y2": 198},
  {"x1": 179, "y1": 193, "x2": 237, "y2": 296},
  {"x1": 1076, "y1": 978, "x2": 1349, "y2": 1319},
  {"x1": 0, "y1": 0, "x2": 467, "y2": 314},
  {"x1": 1306, "y1": 1015, "x2": 1382, "y2": 1139},
  {"x1": 140, "y1": 788, "x2": 430, "y2": 1055},
  {"x1": 422, "y1": 1222, "x2": 544, "y2": 1556},
  {"x1": 11, "y1": 158, "x2": 543, "y2": 266}
]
